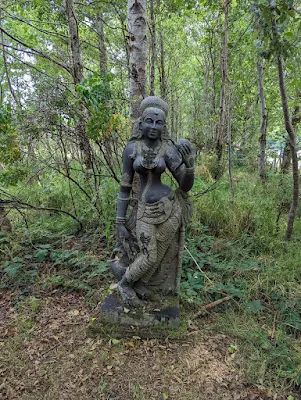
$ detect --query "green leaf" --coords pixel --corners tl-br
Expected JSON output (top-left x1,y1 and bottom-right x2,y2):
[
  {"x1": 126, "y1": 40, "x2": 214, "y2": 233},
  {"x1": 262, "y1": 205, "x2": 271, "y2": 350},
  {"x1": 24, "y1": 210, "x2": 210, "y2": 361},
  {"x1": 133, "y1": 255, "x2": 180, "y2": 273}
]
[
  {"x1": 24, "y1": 254, "x2": 33, "y2": 259},
  {"x1": 37, "y1": 244, "x2": 52, "y2": 249},
  {"x1": 33, "y1": 249, "x2": 49, "y2": 262},
  {"x1": 248, "y1": 300, "x2": 264, "y2": 313},
  {"x1": 12, "y1": 257, "x2": 24, "y2": 263},
  {"x1": 4, "y1": 262, "x2": 23, "y2": 278}
]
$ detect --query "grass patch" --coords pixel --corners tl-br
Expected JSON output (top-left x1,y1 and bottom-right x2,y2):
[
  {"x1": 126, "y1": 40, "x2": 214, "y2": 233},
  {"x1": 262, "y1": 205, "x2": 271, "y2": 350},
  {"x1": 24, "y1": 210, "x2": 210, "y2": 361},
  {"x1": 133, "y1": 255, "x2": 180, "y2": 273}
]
[{"x1": 1, "y1": 167, "x2": 301, "y2": 392}]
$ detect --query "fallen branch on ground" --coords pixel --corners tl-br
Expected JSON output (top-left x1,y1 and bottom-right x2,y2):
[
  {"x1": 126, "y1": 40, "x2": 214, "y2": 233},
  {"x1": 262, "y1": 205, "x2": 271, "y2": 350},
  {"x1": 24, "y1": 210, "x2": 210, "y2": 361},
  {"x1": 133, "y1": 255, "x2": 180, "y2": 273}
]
[{"x1": 192, "y1": 295, "x2": 233, "y2": 319}]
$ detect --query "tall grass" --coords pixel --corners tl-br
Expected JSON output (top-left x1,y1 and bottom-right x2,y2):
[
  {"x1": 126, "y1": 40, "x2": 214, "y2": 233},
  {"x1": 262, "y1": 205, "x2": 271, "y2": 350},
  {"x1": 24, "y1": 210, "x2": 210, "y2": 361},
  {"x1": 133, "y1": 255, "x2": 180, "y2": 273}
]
[{"x1": 6, "y1": 165, "x2": 119, "y2": 241}]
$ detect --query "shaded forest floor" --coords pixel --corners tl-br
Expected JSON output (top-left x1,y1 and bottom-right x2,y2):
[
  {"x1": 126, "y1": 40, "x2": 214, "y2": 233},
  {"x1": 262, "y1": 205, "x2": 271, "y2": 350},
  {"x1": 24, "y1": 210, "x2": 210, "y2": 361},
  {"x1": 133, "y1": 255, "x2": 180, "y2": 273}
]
[
  {"x1": 1, "y1": 251, "x2": 300, "y2": 400},
  {"x1": 1, "y1": 175, "x2": 301, "y2": 400},
  {"x1": 0, "y1": 288, "x2": 292, "y2": 400}
]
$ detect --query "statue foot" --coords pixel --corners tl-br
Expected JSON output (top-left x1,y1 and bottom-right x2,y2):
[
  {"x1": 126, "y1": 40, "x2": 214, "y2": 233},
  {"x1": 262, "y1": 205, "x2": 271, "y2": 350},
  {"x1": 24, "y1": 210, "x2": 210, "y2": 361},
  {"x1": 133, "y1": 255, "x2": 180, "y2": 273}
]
[
  {"x1": 134, "y1": 281, "x2": 153, "y2": 300},
  {"x1": 109, "y1": 258, "x2": 127, "y2": 281},
  {"x1": 118, "y1": 277, "x2": 143, "y2": 308}
]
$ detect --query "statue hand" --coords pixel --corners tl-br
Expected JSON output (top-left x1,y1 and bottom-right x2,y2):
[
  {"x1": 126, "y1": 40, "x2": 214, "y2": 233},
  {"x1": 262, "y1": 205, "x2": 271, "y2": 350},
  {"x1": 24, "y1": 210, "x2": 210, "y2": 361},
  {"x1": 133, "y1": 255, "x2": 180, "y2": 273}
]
[
  {"x1": 176, "y1": 139, "x2": 195, "y2": 168},
  {"x1": 117, "y1": 223, "x2": 129, "y2": 242},
  {"x1": 111, "y1": 246, "x2": 127, "y2": 261}
]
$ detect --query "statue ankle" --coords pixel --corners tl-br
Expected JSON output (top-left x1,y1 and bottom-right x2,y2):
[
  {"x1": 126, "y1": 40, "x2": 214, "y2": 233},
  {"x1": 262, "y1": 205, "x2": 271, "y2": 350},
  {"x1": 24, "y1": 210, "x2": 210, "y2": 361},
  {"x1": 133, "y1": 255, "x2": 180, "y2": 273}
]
[{"x1": 119, "y1": 274, "x2": 132, "y2": 287}]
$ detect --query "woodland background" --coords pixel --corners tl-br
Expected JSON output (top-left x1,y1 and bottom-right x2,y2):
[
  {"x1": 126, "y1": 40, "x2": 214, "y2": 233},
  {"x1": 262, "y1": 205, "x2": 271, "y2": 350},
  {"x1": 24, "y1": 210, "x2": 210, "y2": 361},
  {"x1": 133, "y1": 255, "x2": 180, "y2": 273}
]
[{"x1": 0, "y1": 0, "x2": 301, "y2": 398}]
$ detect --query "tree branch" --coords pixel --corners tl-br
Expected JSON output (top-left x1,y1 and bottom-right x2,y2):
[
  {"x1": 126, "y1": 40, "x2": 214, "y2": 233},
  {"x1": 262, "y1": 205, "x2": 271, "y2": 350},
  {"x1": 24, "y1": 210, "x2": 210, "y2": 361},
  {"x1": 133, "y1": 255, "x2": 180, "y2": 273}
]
[
  {"x1": 0, "y1": 199, "x2": 83, "y2": 231},
  {"x1": 0, "y1": 26, "x2": 71, "y2": 74}
]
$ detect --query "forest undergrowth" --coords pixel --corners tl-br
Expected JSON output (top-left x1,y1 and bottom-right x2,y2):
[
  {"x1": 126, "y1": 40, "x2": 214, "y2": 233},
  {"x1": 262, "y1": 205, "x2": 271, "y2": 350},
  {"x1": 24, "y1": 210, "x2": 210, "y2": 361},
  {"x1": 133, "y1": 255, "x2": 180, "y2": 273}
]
[{"x1": 0, "y1": 165, "x2": 301, "y2": 399}]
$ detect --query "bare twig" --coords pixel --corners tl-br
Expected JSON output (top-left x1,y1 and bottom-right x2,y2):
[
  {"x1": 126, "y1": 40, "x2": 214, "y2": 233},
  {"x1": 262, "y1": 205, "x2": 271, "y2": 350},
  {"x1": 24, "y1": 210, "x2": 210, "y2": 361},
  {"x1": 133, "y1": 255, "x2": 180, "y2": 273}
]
[
  {"x1": 184, "y1": 245, "x2": 213, "y2": 284},
  {"x1": 193, "y1": 181, "x2": 218, "y2": 197},
  {"x1": 192, "y1": 295, "x2": 233, "y2": 319},
  {"x1": 0, "y1": 198, "x2": 83, "y2": 231}
]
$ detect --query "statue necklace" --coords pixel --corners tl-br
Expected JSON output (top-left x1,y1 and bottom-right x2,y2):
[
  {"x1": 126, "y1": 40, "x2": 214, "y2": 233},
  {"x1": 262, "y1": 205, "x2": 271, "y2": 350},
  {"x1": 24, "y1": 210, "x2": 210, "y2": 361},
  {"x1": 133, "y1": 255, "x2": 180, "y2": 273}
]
[{"x1": 140, "y1": 140, "x2": 163, "y2": 170}]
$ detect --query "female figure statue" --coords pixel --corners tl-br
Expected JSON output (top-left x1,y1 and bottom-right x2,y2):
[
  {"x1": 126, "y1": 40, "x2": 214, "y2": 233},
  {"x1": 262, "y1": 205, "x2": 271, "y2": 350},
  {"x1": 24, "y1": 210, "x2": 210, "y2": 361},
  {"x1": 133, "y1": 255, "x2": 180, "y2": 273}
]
[{"x1": 111, "y1": 96, "x2": 195, "y2": 307}]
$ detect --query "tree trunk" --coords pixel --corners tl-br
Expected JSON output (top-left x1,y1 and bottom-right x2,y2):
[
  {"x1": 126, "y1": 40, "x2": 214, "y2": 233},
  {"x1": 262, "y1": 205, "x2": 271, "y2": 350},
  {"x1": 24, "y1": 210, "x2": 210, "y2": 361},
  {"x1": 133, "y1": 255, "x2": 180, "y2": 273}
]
[
  {"x1": 149, "y1": 0, "x2": 156, "y2": 96},
  {"x1": 127, "y1": 0, "x2": 147, "y2": 121},
  {"x1": 227, "y1": 90, "x2": 234, "y2": 196},
  {"x1": 66, "y1": 0, "x2": 83, "y2": 86},
  {"x1": 158, "y1": 28, "x2": 167, "y2": 100},
  {"x1": 276, "y1": 54, "x2": 299, "y2": 241},
  {"x1": 0, "y1": 11, "x2": 20, "y2": 107},
  {"x1": 66, "y1": 0, "x2": 92, "y2": 169},
  {"x1": 257, "y1": 59, "x2": 268, "y2": 182},
  {"x1": 215, "y1": 0, "x2": 231, "y2": 179},
  {"x1": 95, "y1": 9, "x2": 115, "y2": 170},
  {"x1": 268, "y1": 2, "x2": 299, "y2": 241},
  {"x1": 209, "y1": 28, "x2": 218, "y2": 151},
  {"x1": 95, "y1": 11, "x2": 107, "y2": 75},
  {"x1": 281, "y1": 105, "x2": 301, "y2": 173},
  {"x1": 281, "y1": 136, "x2": 291, "y2": 173}
]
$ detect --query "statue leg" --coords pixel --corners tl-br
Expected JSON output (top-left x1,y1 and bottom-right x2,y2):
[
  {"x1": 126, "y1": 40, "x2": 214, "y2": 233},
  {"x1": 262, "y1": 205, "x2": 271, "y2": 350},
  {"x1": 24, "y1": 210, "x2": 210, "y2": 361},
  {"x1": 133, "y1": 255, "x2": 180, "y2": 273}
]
[
  {"x1": 118, "y1": 209, "x2": 181, "y2": 304},
  {"x1": 117, "y1": 274, "x2": 143, "y2": 307},
  {"x1": 125, "y1": 221, "x2": 157, "y2": 282},
  {"x1": 118, "y1": 222, "x2": 157, "y2": 306},
  {"x1": 126, "y1": 214, "x2": 181, "y2": 284}
]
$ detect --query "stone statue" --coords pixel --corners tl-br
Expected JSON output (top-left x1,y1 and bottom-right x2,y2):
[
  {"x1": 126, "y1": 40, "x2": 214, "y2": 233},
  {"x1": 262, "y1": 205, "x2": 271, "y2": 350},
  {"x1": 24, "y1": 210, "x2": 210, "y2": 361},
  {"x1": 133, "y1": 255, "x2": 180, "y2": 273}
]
[{"x1": 109, "y1": 96, "x2": 195, "y2": 309}]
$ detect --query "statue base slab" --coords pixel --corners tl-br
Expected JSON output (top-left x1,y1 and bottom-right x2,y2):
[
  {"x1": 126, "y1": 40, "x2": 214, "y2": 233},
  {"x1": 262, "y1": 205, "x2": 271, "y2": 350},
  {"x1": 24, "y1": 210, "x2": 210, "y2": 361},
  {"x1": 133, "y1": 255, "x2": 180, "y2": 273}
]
[{"x1": 91, "y1": 294, "x2": 181, "y2": 337}]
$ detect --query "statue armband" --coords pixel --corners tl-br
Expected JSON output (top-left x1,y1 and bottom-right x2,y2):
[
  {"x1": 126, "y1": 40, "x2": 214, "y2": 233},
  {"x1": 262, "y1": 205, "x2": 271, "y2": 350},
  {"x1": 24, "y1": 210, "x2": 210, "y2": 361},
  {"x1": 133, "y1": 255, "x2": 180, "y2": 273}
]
[{"x1": 120, "y1": 173, "x2": 133, "y2": 188}]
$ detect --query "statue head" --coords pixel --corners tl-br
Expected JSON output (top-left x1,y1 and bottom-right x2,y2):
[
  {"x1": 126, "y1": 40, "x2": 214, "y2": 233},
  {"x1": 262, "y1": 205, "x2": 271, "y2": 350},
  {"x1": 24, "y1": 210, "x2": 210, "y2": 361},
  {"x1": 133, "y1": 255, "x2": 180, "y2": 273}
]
[{"x1": 129, "y1": 96, "x2": 172, "y2": 143}]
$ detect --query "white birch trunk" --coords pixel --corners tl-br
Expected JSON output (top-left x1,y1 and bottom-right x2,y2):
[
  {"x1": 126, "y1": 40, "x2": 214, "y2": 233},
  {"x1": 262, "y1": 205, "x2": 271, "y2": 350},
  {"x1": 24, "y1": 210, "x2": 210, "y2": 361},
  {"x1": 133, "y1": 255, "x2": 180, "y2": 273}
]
[
  {"x1": 127, "y1": 0, "x2": 147, "y2": 120},
  {"x1": 149, "y1": 0, "x2": 156, "y2": 96}
]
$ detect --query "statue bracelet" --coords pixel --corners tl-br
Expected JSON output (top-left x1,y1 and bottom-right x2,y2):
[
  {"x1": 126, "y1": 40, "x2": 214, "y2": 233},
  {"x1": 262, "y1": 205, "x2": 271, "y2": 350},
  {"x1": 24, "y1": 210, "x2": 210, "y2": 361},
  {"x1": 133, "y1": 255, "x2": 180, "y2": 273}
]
[
  {"x1": 116, "y1": 216, "x2": 126, "y2": 224},
  {"x1": 185, "y1": 166, "x2": 195, "y2": 175}
]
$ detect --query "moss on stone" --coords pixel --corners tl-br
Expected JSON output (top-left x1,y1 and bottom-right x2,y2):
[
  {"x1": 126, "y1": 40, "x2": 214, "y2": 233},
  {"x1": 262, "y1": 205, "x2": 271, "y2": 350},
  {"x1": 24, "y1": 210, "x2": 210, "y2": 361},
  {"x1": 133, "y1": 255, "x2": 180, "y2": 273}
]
[{"x1": 88, "y1": 294, "x2": 189, "y2": 339}]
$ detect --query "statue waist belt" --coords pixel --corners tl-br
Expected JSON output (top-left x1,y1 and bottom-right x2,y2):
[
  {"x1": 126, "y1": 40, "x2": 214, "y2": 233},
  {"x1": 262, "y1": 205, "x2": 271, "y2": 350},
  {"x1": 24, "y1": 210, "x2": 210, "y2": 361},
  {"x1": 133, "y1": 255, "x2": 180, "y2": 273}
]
[{"x1": 137, "y1": 192, "x2": 175, "y2": 224}]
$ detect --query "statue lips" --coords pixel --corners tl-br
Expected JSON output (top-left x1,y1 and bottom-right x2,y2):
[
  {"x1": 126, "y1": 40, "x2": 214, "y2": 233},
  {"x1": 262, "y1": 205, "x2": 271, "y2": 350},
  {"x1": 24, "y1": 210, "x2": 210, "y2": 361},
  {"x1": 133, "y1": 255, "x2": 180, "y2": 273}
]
[{"x1": 148, "y1": 129, "x2": 158, "y2": 139}]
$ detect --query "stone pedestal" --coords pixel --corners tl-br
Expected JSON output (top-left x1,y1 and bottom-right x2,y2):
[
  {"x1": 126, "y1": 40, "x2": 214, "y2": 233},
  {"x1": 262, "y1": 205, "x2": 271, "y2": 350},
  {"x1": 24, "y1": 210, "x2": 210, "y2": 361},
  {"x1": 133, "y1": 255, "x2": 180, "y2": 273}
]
[
  {"x1": 101, "y1": 294, "x2": 179, "y2": 327},
  {"x1": 90, "y1": 293, "x2": 181, "y2": 338}
]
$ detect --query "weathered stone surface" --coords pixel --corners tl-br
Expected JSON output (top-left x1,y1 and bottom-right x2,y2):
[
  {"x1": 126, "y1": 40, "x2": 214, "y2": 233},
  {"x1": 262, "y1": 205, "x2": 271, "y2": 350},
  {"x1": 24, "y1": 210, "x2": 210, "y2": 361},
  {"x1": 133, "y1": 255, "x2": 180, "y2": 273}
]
[
  {"x1": 99, "y1": 293, "x2": 180, "y2": 330},
  {"x1": 110, "y1": 96, "x2": 195, "y2": 310}
]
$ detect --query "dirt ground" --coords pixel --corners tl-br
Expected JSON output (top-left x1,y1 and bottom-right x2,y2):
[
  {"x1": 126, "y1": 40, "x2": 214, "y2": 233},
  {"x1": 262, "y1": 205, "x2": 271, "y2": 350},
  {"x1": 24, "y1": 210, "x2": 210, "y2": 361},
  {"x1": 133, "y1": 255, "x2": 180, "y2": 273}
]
[{"x1": 0, "y1": 289, "x2": 298, "y2": 400}]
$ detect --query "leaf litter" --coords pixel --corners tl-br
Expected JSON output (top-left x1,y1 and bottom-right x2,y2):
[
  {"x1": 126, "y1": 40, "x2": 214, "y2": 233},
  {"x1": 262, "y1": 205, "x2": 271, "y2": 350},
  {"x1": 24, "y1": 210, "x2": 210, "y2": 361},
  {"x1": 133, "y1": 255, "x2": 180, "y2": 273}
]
[{"x1": 0, "y1": 288, "x2": 298, "y2": 400}]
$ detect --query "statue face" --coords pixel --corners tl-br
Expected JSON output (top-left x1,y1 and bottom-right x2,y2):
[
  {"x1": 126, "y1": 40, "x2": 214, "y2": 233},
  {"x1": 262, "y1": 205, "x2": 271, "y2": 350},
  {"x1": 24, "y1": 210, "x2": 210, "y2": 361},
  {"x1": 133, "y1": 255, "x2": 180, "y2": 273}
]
[{"x1": 141, "y1": 111, "x2": 165, "y2": 141}]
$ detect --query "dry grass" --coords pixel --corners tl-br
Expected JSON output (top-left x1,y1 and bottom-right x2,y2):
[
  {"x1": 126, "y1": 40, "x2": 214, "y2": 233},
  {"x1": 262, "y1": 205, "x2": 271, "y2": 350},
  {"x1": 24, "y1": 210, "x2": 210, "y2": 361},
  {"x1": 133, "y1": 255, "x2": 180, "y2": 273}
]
[{"x1": 0, "y1": 289, "x2": 296, "y2": 400}]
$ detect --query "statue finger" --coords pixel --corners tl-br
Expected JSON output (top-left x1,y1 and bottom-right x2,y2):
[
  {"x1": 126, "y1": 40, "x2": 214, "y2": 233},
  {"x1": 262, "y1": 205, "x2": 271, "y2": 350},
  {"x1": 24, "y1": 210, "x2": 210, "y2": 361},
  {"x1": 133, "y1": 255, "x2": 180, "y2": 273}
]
[
  {"x1": 183, "y1": 144, "x2": 191, "y2": 153},
  {"x1": 177, "y1": 147, "x2": 184, "y2": 157},
  {"x1": 181, "y1": 147, "x2": 189, "y2": 156}
]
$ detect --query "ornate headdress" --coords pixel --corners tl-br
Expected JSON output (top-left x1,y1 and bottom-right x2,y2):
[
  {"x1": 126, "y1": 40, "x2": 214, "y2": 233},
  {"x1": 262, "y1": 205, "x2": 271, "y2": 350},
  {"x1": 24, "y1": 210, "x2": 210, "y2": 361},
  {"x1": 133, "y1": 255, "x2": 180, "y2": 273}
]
[{"x1": 140, "y1": 96, "x2": 168, "y2": 118}]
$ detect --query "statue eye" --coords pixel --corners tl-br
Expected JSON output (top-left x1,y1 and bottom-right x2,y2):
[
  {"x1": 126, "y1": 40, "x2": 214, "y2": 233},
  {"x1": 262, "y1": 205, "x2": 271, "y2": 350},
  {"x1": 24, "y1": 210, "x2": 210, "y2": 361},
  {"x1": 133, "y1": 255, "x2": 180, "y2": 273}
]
[
  {"x1": 157, "y1": 121, "x2": 163, "y2": 125},
  {"x1": 145, "y1": 118, "x2": 153, "y2": 123}
]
